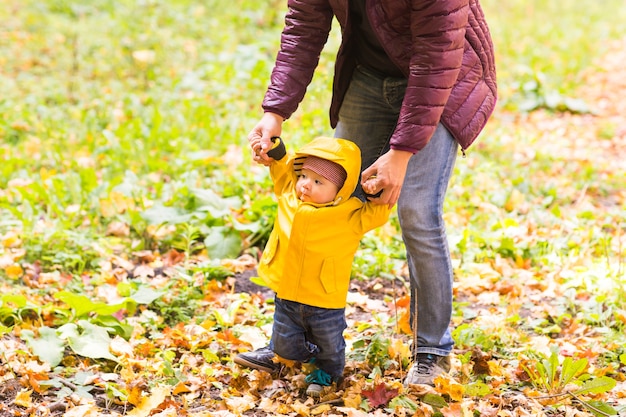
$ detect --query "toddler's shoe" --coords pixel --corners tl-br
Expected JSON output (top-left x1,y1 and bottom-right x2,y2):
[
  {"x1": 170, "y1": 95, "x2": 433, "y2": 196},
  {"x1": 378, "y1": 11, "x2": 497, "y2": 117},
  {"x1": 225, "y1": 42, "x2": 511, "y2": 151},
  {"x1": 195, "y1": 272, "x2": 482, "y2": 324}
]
[
  {"x1": 234, "y1": 346, "x2": 282, "y2": 374},
  {"x1": 305, "y1": 368, "x2": 332, "y2": 397}
]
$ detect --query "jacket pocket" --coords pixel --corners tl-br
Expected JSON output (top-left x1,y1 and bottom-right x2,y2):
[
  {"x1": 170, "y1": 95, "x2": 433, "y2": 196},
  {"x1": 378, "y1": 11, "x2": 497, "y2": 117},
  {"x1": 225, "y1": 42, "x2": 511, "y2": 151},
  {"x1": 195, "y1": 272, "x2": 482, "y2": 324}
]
[
  {"x1": 320, "y1": 258, "x2": 337, "y2": 294},
  {"x1": 261, "y1": 232, "x2": 279, "y2": 265}
]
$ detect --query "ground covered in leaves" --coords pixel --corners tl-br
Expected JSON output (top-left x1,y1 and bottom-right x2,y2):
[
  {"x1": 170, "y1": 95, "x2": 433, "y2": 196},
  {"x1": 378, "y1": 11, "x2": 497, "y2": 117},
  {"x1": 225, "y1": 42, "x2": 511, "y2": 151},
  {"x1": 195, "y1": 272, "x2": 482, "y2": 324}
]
[{"x1": 1, "y1": 25, "x2": 625, "y2": 417}]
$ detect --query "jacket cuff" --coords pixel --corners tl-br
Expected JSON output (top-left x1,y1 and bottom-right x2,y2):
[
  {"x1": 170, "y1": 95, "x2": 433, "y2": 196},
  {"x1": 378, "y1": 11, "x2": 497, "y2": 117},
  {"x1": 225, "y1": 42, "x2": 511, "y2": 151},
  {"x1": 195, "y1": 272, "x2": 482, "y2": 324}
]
[
  {"x1": 266, "y1": 136, "x2": 287, "y2": 160},
  {"x1": 390, "y1": 144, "x2": 418, "y2": 154}
]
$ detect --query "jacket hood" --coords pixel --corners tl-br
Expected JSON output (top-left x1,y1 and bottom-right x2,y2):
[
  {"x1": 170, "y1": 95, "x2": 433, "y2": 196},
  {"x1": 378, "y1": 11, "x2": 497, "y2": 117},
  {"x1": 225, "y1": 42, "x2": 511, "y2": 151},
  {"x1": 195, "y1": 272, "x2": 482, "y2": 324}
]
[{"x1": 290, "y1": 136, "x2": 360, "y2": 204}]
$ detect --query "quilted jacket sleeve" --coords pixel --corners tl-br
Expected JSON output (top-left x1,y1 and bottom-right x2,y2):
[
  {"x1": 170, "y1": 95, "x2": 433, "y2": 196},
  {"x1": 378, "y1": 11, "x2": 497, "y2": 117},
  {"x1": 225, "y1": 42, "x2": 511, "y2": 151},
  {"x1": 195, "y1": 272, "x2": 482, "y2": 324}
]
[
  {"x1": 388, "y1": 0, "x2": 469, "y2": 153},
  {"x1": 262, "y1": 0, "x2": 334, "y2": 120}
]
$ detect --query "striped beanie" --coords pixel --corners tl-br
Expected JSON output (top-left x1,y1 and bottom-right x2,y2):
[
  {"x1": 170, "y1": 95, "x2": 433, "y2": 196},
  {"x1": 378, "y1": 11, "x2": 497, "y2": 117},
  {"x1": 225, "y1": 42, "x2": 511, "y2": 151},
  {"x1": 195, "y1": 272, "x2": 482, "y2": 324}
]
[{"x1": 302, "y1": 156, "x2": 347, "y2": 189}]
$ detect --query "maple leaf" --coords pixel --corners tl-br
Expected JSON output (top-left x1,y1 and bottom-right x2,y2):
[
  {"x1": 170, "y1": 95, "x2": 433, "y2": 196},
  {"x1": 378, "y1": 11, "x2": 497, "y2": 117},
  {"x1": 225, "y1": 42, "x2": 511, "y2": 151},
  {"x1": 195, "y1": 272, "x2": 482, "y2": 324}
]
[{"x1": 361, "y1": 382, "x2": 399, "y2": 408}]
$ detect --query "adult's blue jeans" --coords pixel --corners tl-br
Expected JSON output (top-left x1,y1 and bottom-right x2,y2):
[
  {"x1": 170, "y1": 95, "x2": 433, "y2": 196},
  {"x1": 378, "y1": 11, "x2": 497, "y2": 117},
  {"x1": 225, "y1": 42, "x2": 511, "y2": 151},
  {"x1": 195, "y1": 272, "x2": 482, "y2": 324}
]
[
  {"x1": 335, "y1": 65, "x2": 456, "y2": 356},
  {"x1": 269, "y1": 297, "x2": 347, "y2": 379}
]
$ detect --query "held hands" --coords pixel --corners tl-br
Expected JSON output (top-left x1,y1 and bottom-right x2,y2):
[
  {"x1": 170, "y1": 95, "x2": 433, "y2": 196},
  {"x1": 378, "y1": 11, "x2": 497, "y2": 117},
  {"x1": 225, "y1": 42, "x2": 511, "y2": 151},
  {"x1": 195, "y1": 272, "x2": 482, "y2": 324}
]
[
  {"x1": 248, "y1": 112, "x2": 284, "y2": 166},
  {"x1": 361, "y1": 149, "x2": 413, "y2": 208}
]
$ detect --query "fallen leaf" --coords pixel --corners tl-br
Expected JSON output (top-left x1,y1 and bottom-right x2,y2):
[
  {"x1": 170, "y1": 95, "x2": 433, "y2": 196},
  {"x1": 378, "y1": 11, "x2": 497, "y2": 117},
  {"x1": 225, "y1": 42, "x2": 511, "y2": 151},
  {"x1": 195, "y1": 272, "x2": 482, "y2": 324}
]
[
  {"x1": 127, "y1": 385, "x2": 171, "y2": 417},
  {"x1": 311, "y1": 403, "x2": 332, "y2": 415},
  {"x1": 362, "y1": 383, "x2": 399, "y2": 408},
  {"x1": 224, "y1": 395, "x2": 255, "y2": 413},
  {"x1": 4, "y1": 263, "x2": 23, "y2": 279},
  {"x1": 63, "y1": 404, "x2": 100, "y2": 417},
  {"x1": 13, "y1": 389, "x2": 33, "y2": 408}
]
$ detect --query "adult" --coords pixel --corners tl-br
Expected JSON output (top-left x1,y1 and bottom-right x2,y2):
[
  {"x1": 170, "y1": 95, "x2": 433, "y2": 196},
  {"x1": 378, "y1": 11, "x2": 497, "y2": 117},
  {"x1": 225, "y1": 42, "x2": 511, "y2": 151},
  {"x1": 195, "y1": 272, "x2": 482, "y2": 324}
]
[{"x1": 247, "y1": 0, "x2": 497, "y2": 386}]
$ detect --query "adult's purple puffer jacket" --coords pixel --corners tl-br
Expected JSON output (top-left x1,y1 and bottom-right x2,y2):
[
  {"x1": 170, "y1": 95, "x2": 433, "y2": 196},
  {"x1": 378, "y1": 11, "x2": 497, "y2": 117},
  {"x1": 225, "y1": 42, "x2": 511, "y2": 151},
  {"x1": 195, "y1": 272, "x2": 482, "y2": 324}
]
[{"x1": 262, "y1": 0, "x2": 497, "y2": 153}]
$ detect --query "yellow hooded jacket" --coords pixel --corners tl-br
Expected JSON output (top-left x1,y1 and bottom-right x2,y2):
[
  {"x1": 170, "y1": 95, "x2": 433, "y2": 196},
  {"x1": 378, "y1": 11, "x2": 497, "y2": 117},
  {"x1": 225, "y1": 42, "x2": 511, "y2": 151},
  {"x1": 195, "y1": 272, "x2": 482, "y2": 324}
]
[{"x1": 258, "y1": 136, "x2": 392, "y2": 309}]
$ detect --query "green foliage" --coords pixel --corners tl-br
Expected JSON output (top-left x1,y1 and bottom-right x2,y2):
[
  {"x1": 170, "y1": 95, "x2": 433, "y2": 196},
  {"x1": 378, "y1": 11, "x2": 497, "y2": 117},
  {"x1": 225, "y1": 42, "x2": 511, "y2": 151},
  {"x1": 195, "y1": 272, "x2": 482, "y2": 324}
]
[
  {"x1": 1, "y1": 0, "x2": 625, "y2": 414},
  {"x1": 353, "y1": 226, "x2": 404, "y2": 279},
  {"x1": 452, "y1": 323, "x2": 496, "y2": 351},
  {"x1": 521, "y1": 349, "x2": 618, "y2": 415},
  {"x1": 522, "y1": 349, "x2": 589, "y2": 393},
  {"x1": 482, "y1": 0, "x2": 626, "y2": 111},
  {"x1": 350, "y1": 331, "x2": 405, "y2": 377}
]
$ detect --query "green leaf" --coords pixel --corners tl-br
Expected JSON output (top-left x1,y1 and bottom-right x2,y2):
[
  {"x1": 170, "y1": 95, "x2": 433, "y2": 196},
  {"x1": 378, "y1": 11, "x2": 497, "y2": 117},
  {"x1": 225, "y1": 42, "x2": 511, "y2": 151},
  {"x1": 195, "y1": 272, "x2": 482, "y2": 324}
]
[
  {"x1": 192, "y1": 188, "x2": 240, "y2": 218},
  {"x1": 90, "y1": 315, "x2": 134, "y2": 340},
  {"x1": 584, "y1": 400, "x2": 618, "y2": 417},
  {"x1": 465, "y1": 381, "x2": 491, "y2": 397},
  {"x1": 130, "y1": 286, "x2": 165, "y2": 304},
  {"x1": 388, "y1": 395, "x2": 418, "y2": 413},
  {"x1": 204, "y1": 226, "x2": 242, "y2": 259},
  {"x1": 201, "y1": 350, "x2": 220, "y2": 364},
  {"x1": 422, "y1": 393, "x2": 448, "y2": 409},
  {"x1": 249, "y1": 276, "x2": 270, "y2": 288},
  {"x1": 1, "y1": 294, "x2": 28, "y2": 308},
  {"x1": 54, "y1": 291, "x2": 126, "y2": 317},
  {"x1": 575, "y1": 376, "x2": 617, "y2": 395},
  {"x1": 61, "y1": 321, "x2": 118, "y2": 362},
  {"x1": 141, "y1": 203, "x2": 191, "y2": 225},
  {"x1": 560, "y1": 357, "x2": 587, "y2": 387},
  {"x1": 20, "y1": 327, "x2": 66, "y2": 367}
]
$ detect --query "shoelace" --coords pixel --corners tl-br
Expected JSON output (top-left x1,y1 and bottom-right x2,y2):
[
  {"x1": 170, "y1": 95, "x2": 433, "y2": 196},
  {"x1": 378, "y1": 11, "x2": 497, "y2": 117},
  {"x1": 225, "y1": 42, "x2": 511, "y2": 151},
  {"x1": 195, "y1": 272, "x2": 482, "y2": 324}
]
[
  {"x1": 305, "y1": 369, "x2": 332, "y2": 386},
  {"x1": 415, "y1": 354, "x2": 437, "y2": 373}
]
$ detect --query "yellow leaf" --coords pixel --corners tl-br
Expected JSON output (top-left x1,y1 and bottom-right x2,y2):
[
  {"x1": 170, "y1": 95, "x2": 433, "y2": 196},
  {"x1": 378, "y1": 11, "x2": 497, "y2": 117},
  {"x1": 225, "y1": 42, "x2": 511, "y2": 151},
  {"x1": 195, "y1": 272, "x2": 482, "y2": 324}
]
[
  {"x1": 504, "y1": 188, "x2": 524, "y2": 212},
  {"x1": 173, "y1": 382, "x2": 191, "y2": 395},
  {"x1": 388, "y1": 337, "x2": 411, "y2": 359},
  {"x1": 434, "y1": 375, "x2": 465, "y2": 402},
  {"x1": 448, "y1": 382, "x2": 465, "y2": 402},
  {"x1": 14, "y1": 389, "x2": 33, "y2": 408},
  {"x1": 311, "y1": 404, "x2": 331, "y2": 415},
  {"x1": 2, "y1": 232, "x2": 21, "y2": 248},
  {"x1": 4, "y1": 263, "x2": 23, "y2": 279},
  {"x1": 127, "y1": 385, "x2": 145, "y2": 407},
  {"x1": 39, "y1": 167, "x2": 56, "y2": 182},
  {"x1": 488, "y1": 360, "x2": 506, "y2": 377},
  {"x1": 291, "y1": 400, "x2": 311, "y2": 416},
  {"x1": 274, "y1": 354, "x2": 298, "y2": 369},
  {"x1": 342, "y1": 392, "x2": 362, "y2": 409},
  {"x1": 127, "y1": 385, "x2": 171, "y2": 417}
]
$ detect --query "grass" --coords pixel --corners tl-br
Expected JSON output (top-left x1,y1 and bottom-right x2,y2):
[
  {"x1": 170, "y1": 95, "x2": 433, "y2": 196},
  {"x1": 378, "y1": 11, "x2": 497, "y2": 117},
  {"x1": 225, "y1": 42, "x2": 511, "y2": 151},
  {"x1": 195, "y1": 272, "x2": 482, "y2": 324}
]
[
  {"x1": 1, "y1": 1, "x2": 625, "y2": 414},
  {"x1": 481, "y1": 0, "x2": 626, "y2": 110},
  {"x1": 0, "y1": 0, "x2": 623, "y2": 327}
]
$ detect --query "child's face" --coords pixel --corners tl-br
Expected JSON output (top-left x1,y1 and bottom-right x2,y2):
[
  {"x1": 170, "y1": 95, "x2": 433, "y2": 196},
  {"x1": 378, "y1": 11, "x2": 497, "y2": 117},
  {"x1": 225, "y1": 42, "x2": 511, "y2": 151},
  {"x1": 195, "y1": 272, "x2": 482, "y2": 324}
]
[{"x1": 296, "y1": 168, "x2": 340, "y2": 204}]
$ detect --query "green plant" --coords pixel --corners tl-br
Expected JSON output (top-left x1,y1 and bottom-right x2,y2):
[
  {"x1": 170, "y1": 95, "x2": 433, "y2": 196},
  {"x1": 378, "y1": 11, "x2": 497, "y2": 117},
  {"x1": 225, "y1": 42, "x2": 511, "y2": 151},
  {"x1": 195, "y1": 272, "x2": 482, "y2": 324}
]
[
  {"x1": 350, "y1": 331, "x2": 401, "y2": 377},
  {"x1": 521, "y1": 349, "x2": 617, "y2": 415}
]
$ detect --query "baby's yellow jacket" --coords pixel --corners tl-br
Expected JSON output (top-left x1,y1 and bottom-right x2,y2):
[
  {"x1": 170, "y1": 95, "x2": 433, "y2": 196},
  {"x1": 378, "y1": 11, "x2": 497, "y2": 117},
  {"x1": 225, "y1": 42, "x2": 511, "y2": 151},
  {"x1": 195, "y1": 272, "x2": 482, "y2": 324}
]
[{"x1": 257, "y1": 136, "x2": 392, "y2": 309}]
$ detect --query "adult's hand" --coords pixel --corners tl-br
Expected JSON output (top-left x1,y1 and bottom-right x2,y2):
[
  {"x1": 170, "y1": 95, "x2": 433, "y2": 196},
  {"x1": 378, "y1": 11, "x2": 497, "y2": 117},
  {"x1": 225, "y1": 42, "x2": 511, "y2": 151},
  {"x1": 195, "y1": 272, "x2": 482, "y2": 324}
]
[
  {"x1": 361, "y1": 149, "x2": 413, "y2": 208},
  {"x1": 248, "y1": 112, "x2": 284, "y2": 166}
]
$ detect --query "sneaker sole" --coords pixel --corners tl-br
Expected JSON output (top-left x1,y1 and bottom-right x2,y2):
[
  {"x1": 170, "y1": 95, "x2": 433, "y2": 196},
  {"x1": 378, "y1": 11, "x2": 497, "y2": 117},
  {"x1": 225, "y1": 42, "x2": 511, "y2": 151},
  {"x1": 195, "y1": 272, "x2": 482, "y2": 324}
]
[
  {"x1": 306, "y1": 384, "x2": 323, "y2": 397},
  {"x1": 233, "y1": 356, "x2": 279, "y2": 373}
]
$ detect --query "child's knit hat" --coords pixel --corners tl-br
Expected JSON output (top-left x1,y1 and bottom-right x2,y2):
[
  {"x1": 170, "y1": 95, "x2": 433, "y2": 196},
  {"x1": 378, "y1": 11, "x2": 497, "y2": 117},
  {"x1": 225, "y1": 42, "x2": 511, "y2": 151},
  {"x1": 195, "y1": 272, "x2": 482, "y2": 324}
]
[{"x1": 302, "y1": 155, "x2": 347, "y2": 189}]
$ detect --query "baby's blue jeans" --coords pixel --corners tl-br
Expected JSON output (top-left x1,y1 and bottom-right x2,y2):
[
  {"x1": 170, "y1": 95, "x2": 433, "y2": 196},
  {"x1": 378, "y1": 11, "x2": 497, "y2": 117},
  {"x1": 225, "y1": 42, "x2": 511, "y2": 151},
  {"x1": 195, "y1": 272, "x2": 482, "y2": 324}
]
[{"x1": 270, "y1": 297, "x2": 346, "y2": 379}]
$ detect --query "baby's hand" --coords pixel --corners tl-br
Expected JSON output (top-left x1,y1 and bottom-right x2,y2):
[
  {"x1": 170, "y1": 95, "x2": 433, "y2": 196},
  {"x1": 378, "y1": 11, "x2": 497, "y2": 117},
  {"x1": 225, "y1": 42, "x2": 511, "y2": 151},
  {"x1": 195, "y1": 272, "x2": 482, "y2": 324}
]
[
  {"x1": 362, "y1": 177, "x2": 377, "y2": 194},
  {"x1": 362, "y1": 176, "x2": 383, "y2": 199}
]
